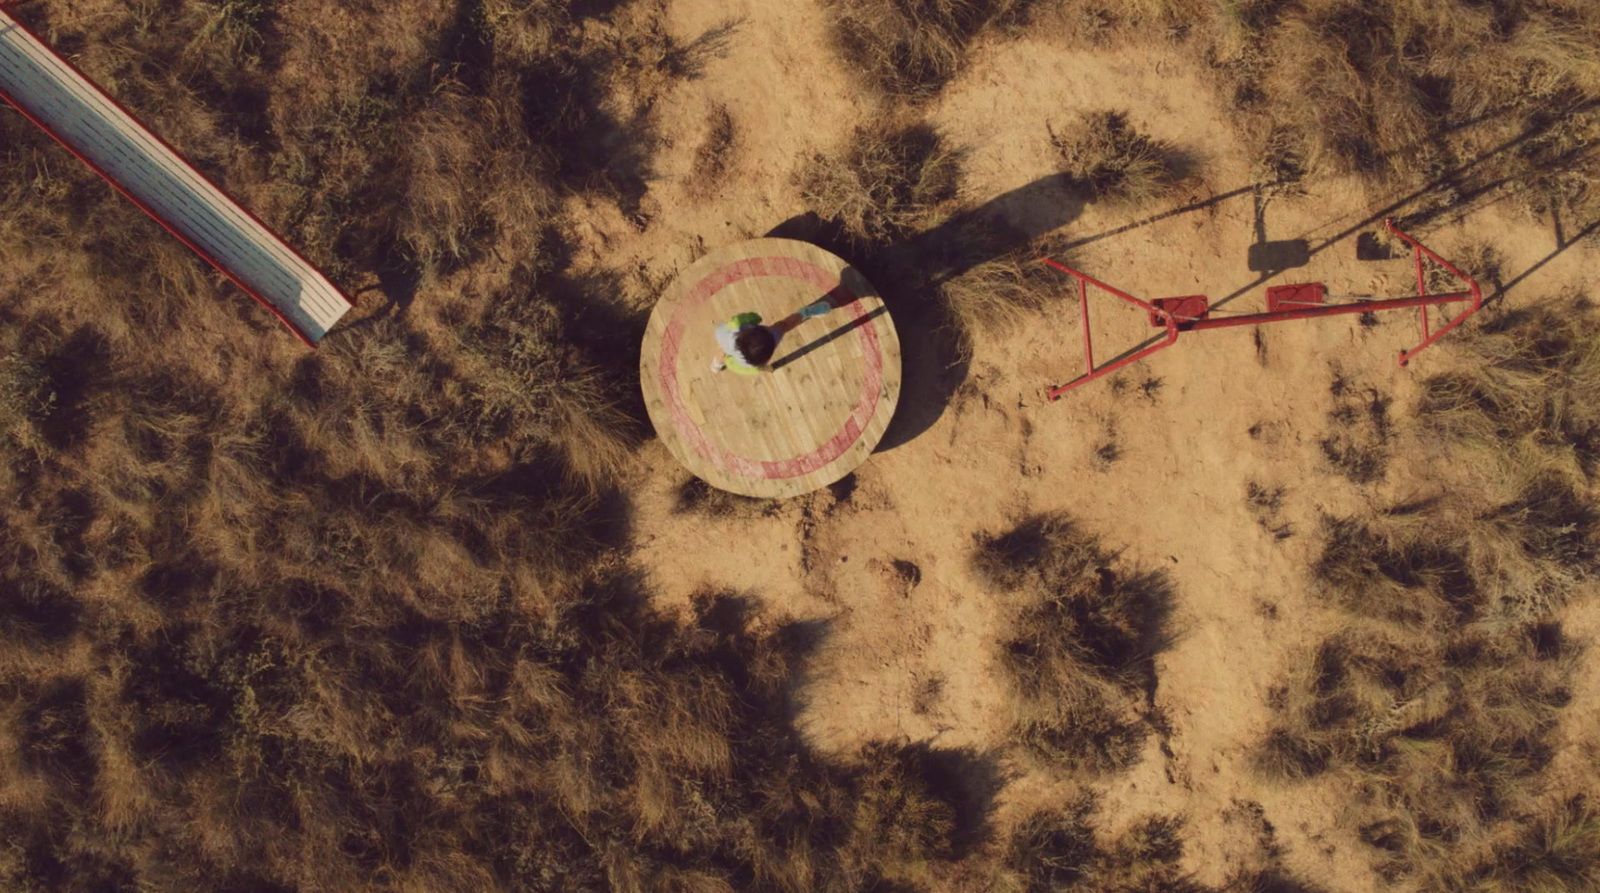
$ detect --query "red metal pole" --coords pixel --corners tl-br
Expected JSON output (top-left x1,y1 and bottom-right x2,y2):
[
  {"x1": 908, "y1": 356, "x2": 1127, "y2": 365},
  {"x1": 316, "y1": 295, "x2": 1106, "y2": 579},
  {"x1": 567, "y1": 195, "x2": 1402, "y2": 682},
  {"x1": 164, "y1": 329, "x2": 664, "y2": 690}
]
[
  {"x1": 1041, "y1": 219, "x2": 1484, "y2": 399},
  {"x1": 1078, "y1": 277, "x2": 1093, "y2": 374},
  {"x1": 1386, "y1": 218, "x2": 1484, "y2": 366},
  {"x1": 1185, "y1": 292, "x2": 1473, "y2": 331},
  {"x1": 1414, "y1": 243, "x2": 1430, "y2": 342},
  {"x1": 1046, "y1": 322, "x2": 1178, "y2": 399},
  {"x1": 1041, "y1": 258, "x2": 1180, "y2": 400}
]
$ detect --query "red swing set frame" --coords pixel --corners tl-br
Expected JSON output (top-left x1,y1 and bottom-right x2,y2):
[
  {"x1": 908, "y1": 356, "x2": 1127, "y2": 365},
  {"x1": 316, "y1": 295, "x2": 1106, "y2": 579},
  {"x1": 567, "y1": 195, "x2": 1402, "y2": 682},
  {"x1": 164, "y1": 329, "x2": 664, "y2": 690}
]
[{"x1": 1041, "y1": 218, "x2": 1484, "y2": 400}]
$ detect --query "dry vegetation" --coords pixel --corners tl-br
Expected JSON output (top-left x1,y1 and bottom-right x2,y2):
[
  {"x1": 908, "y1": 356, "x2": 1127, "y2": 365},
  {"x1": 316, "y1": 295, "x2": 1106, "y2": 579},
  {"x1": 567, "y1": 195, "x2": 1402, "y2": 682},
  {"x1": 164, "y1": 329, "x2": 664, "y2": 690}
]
[
  {"x1": 973, "y1": 513, "x2": 1175, "y2": 774},
  {"x1": 822, "y1": 0, "x2": 1600, "y2": 215},
  {"x1": 1205, "y1": 0, "x2": 1600, "y2": 219},
  {"x1": 798, "y1": 122, "x2": 966, "y2": 249},
  {"x1": 937, "y1": 246, "x2": 1066, "y2": 347},
  {"x1": 1050, "y1": 110, "x2": 1193, "y2": 208},
  {"x1": 2, "y1": 0, "x2": 1600, "y2": 890},
  {"x1": 3, "y1": 2, "x2": 979, "y2": 889},
  {"x1": 824, "y1": 0, "x2": 1036, "y2": 99},
  {"x1": 796, "y1": 121, "x2": 1070, "y2": 352},
  {"x1": 1256, "y1": 305, "x2": 1600, "y2": 889},
  {"x1": 0, "y1": 1, "x2": 1195, "y2": 889}
]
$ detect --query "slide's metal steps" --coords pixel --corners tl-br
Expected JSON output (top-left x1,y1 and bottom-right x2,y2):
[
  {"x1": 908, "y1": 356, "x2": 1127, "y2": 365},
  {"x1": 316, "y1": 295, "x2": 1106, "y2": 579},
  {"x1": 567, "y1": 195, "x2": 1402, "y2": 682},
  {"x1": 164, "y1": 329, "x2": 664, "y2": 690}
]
[{"x1": 0, "y1": 9, "x2": 350, "y2": 344}]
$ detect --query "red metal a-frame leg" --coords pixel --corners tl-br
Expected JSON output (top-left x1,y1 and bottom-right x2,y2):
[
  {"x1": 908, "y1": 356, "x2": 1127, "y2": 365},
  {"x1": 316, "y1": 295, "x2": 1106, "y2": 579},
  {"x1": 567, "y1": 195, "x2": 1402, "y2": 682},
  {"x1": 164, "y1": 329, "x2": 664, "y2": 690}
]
[{"x1": 1040, "y1": 259, "x2": 1182, "y2": 398}]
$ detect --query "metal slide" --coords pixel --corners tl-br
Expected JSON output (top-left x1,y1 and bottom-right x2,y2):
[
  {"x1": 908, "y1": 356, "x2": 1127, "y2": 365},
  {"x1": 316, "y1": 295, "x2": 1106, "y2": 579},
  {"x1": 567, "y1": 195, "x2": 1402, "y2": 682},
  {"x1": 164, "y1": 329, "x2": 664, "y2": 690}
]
[{"x1": 0, "y1": 9, "x2": 350, "y2": 344}]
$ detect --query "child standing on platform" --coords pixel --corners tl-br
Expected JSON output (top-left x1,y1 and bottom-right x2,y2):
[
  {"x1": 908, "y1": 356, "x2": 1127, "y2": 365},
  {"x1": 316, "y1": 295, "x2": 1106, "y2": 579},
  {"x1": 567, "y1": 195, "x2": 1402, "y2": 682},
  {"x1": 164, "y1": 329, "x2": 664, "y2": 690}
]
[{"x1": 711, "y1": 299, "x2": 832, "y2": 373}]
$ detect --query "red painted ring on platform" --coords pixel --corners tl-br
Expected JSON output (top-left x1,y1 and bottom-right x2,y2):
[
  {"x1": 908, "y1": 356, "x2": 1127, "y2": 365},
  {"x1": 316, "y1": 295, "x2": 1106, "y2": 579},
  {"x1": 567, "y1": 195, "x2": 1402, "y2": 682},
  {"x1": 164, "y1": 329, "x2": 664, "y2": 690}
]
[{"x1": 658, "y1": 256, "x2": 884, "y2": 481}]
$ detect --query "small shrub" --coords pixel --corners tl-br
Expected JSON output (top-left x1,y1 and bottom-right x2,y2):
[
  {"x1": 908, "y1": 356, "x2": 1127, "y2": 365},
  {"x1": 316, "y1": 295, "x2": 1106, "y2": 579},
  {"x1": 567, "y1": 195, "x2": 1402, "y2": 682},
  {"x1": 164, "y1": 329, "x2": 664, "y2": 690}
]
[
  {"x1": 1470, "y1": 797, "x2": 1600, "y2": 892},
  {"x1": 975, "y1": 514, "x2": 1175, "y2": 771},
  {"x1": 183, "y1": 0, "x2": 270, "y2": 58},
  {"x1": 1320, "y1": 374, "x2": 1392, "y2": 484},
  {"x1": 1313, "y1": 515, "x2": 1477, "y2": 626},
  {"x1": 825, "y1": 0, "x2": 1027, "y2": 98},
  {"x1": 0, "y1": 354, "x2": 56, "y2": 455},
  {"x1": 1419, "y1": 302, "x2": 1600, "y2": 477},
  {"x1": 454, "y1": 295, "x2": 640, "y2": 487},
  {"x1": 1007, "y1": 801, "x2": 1098, "y2": 892},
  {"x1": 476, "y1": 0, "x2": 570, "y2": 66},
  {"x1": 686, "y1": 104, "x2": 737, "y2": 197},
  {"x1": 1004, "y1": 800, "x2": 1205, "y2": 893},
  {"x1": 1051, "y1": 110, "x2": 1192, "y2": 208},
  {"x1": 850, "y1": 742, "x2": 961, "y2": 872},
  {"x1": 798, "y1": 122, "x2": 964, "y2": 247},
  {"x1": 939, "y1": 244, "x2": 1064, "y2": 348}
]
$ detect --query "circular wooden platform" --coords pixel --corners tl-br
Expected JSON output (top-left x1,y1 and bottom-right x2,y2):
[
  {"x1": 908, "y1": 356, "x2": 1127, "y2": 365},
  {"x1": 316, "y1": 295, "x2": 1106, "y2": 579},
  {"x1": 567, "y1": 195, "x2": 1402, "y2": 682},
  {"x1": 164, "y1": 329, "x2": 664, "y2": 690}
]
[{"x1": 640, "y1": 238, "x2": 901, "y2": 498}]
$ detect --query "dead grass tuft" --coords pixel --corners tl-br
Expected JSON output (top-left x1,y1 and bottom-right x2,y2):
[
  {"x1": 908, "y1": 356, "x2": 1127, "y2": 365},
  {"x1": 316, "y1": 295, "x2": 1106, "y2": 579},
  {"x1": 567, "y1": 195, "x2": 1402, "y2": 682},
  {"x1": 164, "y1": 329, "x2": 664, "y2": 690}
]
[
  {"x1": 454, "y1": 295, "x2": 642, "y2": 488},
  {"x1": 938, "y1": 238, "x2": 1067, "y2": 348},
  {"x1": 0, "y1": 352, "x2": 57, "y2": 458},
  {"x1": 1319, "y1": 372, "x2": 1392, "y2": 484},
  {"x1": 1419, "y1": 301, "x2": 1600, "y2": 477},
  {"x1": 673, "y1": 476, "x2": 781, "y2": 519},
  {"x1": 1264, "y1": 301, "x2": 1600, "y2": 886},
  {"x1": 975, "y1": 513, "x2": 1176, "y2": 771},
  {"x1": 1003, "y1": 798, "x2": 1217, "y2": 892},
  {"x1": 686, "y1": 104, "x2": 738, "y2": 198},
  {"x1": 1468, "y1": 797, "x2": 1600, "y2": 892},
  {"x1": 1051, "y1": 110, "x2": 1194, "y2": 208},
  {"x1": 798, "y1": 122, "x2": 964, "y2": 247},
  {"x1": 824, "y1": 0, "x2": 1029, "y2": 98}
]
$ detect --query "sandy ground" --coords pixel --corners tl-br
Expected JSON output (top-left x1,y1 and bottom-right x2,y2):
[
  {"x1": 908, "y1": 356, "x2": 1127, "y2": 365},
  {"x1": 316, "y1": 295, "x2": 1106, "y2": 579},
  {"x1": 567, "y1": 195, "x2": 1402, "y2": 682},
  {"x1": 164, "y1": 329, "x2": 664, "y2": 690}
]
[{"x1": 565, "y1": 1, "x2": 1600, "y2": 887}]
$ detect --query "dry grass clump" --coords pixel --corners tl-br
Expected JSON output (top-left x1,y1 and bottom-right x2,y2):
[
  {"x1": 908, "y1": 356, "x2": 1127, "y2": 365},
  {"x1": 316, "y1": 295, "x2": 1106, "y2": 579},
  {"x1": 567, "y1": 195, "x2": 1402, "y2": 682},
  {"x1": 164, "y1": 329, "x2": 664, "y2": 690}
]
[
  {"x1": 1205, "y1": 0, "x2": 1600, "y2": 219},
  {"x1": 673, "y1": 476, "x2": 782, "y2": 520},
  {"x1": 1261, "y1": 308, "x2": 1600, "y2": 887},
  {"x1": 798, "y1": 122, "x2": 965, "y2": 248},
  {"x1": 0, "y1": 353, "x2": 56, "y2": 459},
  {"x1": 0, "y1": 577, "x2": 982, "y2": 891},
  {"x1": 1466, "y1": 797, "x2": 1600, "y2": 893},
  {"x1": 1001, "y1": 798, "x2": 1320, "y2": 893},
  {"x1": 1319, "y1": 372, "x2": 1393, "y2": 484},
  {"x1": 1051, "y1": 110, "x2": 1193, "y2": 209},
  {"x1": 1312, "y1": 513, "x2": 1478, "y2": 626},
  {"x1": 938, "y1": 236, "x2": 1068, "y2": 349},
  {"x1": 475, "y1": 0, "x2": 570, "y2": 67},
  {"x1": 686, "y1": 103, "x2": 738, "y2": 198},
  {"x1": 824, "y1": 0, "x2": 1029, "y2": 98},
  {"x1": 1004, "y1": 801, "x2": 1201, "y2": 892},
  {"x1": 1419, "y1": 301, "x2": 1600, "y2": 476},
  {"x1": 974, "y1": 513, "x2": 1176, "y2": 772},
  {"x1": 452, "y1": 295, "x2": 642, "y2": 487},
  {"x1": 1257, "y1": 622, "x2": 1574, "y2": 887}
]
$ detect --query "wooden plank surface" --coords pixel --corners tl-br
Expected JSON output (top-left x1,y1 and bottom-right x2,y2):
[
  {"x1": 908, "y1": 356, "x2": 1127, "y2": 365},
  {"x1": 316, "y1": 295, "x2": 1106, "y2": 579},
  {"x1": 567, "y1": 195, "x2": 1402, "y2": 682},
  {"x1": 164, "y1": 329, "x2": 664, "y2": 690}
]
[
  {"x1": 0, "y1": 11, "x2": 350, "y2": 342},
  {"x1": 641, "y1": 238, "x2": 901, "y2": 498}
]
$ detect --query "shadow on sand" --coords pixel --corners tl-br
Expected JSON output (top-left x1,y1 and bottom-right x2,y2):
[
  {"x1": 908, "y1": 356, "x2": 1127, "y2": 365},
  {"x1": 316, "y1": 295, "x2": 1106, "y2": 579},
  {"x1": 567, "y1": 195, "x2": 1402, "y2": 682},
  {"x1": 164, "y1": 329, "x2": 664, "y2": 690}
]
[{"x1": 769, "y1": 172, "x2": 1090, "y2": 451}]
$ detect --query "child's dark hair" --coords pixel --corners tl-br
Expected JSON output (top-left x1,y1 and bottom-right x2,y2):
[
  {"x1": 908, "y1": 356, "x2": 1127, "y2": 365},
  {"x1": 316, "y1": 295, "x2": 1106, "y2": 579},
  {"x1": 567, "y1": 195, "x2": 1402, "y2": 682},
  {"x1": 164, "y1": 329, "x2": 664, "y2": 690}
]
[{"x1": 735, "y1": 326, "x2": 777, "y2": 366}]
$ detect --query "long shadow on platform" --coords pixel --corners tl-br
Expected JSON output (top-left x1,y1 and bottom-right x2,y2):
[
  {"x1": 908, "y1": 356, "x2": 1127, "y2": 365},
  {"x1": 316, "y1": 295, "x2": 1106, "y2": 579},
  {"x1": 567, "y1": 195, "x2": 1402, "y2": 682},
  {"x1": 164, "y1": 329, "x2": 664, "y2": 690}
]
[{"x1": 771, "y1": 305, "x2": 890, "y2": 372}]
